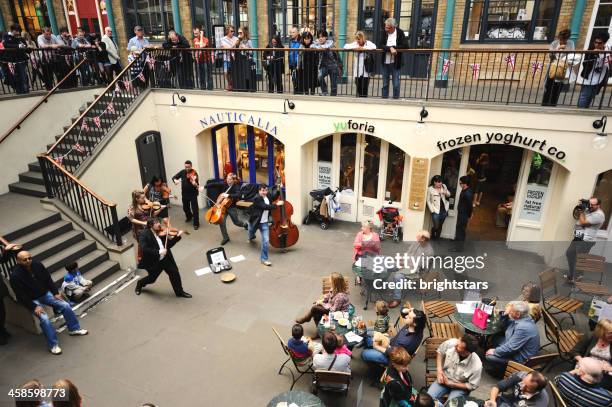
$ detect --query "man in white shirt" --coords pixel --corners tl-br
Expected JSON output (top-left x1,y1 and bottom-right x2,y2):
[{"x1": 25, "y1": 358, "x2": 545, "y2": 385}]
[
  {"x1": 102, "y1": 26, "x2": 121, "y2": 79},
  {"x1": 37, "y1": 26, "x2": 64, "y2": 90},
  {"x1": 376, "y1": 18, "x2": 407, "y2": 99},
  {"x1": 566, "y1": 197, "x2": 605, "y2": 282},
  {"x1": 247, "y1": 184, "x2": 283, "y2": 266},
  {"x1": 127, "y1": 25, "x2": 150, "y2": 53}
]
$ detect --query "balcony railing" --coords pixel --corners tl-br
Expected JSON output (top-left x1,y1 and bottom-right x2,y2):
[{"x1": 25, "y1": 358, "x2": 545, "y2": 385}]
[
  {"x1": 146, "y1": 47, "x2": 612, "y2": 109},
  {"x1": 0, "y1": 48, "x2": 103, "y2": 96}
]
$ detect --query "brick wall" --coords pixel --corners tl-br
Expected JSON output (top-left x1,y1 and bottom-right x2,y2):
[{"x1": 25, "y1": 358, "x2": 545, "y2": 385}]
[
  {"x1": 179, "y1": 0, "x2": 192, "y2": 38},
  {"x1": 110, "y1": 0, "x2": 128, "y2": 62},
  {"x1": 256, "y1": 0, "x2": 269, "y2": 46},
  {"x1": 52, "y1": 0, "x2": 67, "y2": 31},
  {"x1": 1, "y1": 1, "x2": 15, "y2": 28}
]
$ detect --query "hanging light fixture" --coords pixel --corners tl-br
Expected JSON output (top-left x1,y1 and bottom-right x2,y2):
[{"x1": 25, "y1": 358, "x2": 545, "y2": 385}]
[
  {"x1": 415, "y1": 106, "x2": 428, "y2": 137},
  {"x1": 592, "y1": 115, "x2": 608, "y2": 150},
  {"x1": 281, "y1": 99, "x2": 296, "y2": 125},
  {"x1": 169, "y1": 92, "x2": 187, "y2": 117}
]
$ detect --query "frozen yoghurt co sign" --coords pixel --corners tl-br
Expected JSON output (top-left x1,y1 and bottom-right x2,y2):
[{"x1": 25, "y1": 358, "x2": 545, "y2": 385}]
[
  {"x1": 199, "y1": 112, "x2": 278, "y2": 136},
  {"x1": 521, "y1": 184, "x2": 547, "y2": 222},
  {"x1": 317, "y1": 161, "x2": 333, "y2": 189},
  {"x1": 436, "y1": 131, "x2": 567, "y2": 162}
]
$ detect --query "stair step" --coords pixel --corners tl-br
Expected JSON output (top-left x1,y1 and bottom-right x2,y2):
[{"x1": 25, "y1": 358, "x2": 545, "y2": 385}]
[
  {"x1": 30, "y1": 230, "x2": 85, "y2": 262},
  {"x1": 8, "y1": 182, "x2": 47, "y2": 198},
  {"x1": 13, "y1": 219, "x2": 74, "y2": 249},
  {"x1": 78, "y1": 260, "x2": 120, "y2": 286},
  {"x1": 28, "y1": 161, "x2": 41, "y2": 172},
  {"x1": 50, "y1": 249, "x2": 110, "y2": 285},
  {"x1": 18, "y1": 171, "x2": 44, "y2": 186},
  {"x1": 4, "y1": 212, "x2": 61, "y2": 241},
  {"x1": 42, "y1": 239, "x2": 98, "y2": 274}
]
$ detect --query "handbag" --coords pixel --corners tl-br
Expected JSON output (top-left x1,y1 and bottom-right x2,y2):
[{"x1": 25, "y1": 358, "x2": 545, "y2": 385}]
[
  {"x1": 472, "y1": 306, "x2": 489, "y2": 330},
  {"x1": 548, "y1": 58, "x2": 568, "y2": 80}
]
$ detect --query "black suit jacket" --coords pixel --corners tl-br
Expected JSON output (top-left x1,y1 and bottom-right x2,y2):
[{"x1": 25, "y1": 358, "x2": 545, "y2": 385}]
[
  {"x1": 377, "y1": 28, "x2": 407, "y2": 69},
  {"x1": 248, "y1": 195, "x2": 277, "y2": 225},
  {"x1": 138, "y1": 228, "x2": 181, "y2": 269},
  {"x1": 457, "y1": 188, "x2": 473, "y2": 223}
]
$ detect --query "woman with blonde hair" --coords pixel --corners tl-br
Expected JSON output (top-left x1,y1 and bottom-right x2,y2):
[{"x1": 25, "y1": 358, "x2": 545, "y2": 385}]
[
  {"x1": 296, "y1": 272, "x2": 350, "y2": 337},
  {"x1": 576, "y1": 318, "x2": 612, "y2": 390},
  {"x1": 52, "y1": 379, "x2": 82, "y2": 407},
  {"x1": 343, "y1": 31, "x2": 376, "y2": 97}
]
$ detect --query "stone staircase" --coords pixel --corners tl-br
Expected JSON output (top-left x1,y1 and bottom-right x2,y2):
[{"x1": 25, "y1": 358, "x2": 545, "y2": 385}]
[{"x1": 8, "y1": 93, "x2": 133, "y2": 197}]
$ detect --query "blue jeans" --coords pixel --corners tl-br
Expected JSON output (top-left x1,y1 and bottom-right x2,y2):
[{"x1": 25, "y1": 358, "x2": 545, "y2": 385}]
[
  {"x1": 361, "y1": 348, "x2": 389, "y2": 365},
  {"x1": 319, "y1": 65, "x2": 338, "y2": 96},
  {"x1": 32, "y1": 291, "x2": 80, "y2": 349},
  {"x1": 249, "y1": 222, "x2": 270, "y2": 261},
  {"x1": 427, "y1": 381, "x2": 469, "y2": 406},
  {"x1": 578, "y1": 85, "x2": 598, "y2": 108},
  {"x1": 382, "y1": 63, "x2": 401, "y2": 99}
]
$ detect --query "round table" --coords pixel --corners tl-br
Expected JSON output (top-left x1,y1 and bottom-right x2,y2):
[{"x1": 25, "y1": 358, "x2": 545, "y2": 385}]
[
  {"x1": 352, "y1": 264, "x2": 393, "y2": 310},
  {"x1": 267, "y1": 390, "x2": 325, "y2": 407},
  {"x1": 317, "y1": 313, "x2": 354, "y2": 338},
  {"x1": 453, "y1": 312, "x2": 504, "y2": 347},
  {"x1": 443, "y1": 395, "x2": 485, "y2": 407}
]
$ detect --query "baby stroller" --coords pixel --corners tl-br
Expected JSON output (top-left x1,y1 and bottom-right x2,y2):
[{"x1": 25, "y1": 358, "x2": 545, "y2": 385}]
[
  {"x1": 303, "y1": 187, "x2": 339, "y2": 230},
  {"x1": 376, "y1": 203, "x2": 403, "y2": 242}
]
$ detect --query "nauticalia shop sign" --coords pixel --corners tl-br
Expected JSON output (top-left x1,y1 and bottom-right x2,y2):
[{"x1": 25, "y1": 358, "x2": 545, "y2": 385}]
[
  {"x1": 436, "y1": 131, "x2": 567, "y2": 161},
  {"x1": 199, "y1": 112, "x2": 278, "y2": 136}
]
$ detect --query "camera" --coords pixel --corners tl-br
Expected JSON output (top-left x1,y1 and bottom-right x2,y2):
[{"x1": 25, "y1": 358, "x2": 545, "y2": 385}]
[{"x1": 572, "y1": 199, "x2": 590, "y2": 220}]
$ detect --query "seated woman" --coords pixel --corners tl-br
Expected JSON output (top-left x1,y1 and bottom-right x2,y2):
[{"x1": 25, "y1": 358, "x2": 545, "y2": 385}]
[
  {"x1": 362, "y1": 307, "x2": 425, "y2": 368},
  {"x1": 575, "y1": 318, "x2": 612, "y2": 390},
  {"x1": 353, "y1": 220, "x2": 381, "y2": 284},
  {"x1": 295, "y1": 272, "x2": 349, "y2": 337},
  {"x1": 381, "y1": 346, "x2": 417, "y2": 407},
  {"x1": 495, "y1": 195, "x2": 514, "y2": 227}
]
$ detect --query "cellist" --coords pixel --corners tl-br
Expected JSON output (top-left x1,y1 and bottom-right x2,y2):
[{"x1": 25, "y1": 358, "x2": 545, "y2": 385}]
[{"x1": 218, "y1": 173, "x2": 248, "y2": 246}]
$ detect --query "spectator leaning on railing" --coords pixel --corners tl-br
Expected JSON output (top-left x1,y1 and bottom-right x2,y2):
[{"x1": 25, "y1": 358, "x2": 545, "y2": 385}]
[
  {"x1": 2, "y1": 23, "x2": 29, "y2": 94},
  {"x1": 542, "y1": 28, "x2": 574, "y2": 107},
  {"x1": 312, "y1": 29, "x2": 339, "y2": 96},
  {"x1": 37, "y1": 27, "x2": 63, "y2": 90},
  {"x1": 287, "y1": 25, "x2": 301, "y2": 94},
  {"x1": 103, "y1": 26, "x2": 122, "y2": 79},
  {"x1": 343, "y1": 31, "x2": 376, "y2": 98},
  {"x1": 192, "y1": 25, "x2": 213, "y2": 91},
  {"x1": 378, "y1": 18, "x2": 407, "y2": 100},
  {"x1": 578, "y1": 32, "x2": 611, "y2": 108}
]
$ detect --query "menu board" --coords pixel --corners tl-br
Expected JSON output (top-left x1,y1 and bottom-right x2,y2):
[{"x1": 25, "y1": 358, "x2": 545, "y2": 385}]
[{"x1": 408, "y1": 158, "x2": 429, "y2": 211}]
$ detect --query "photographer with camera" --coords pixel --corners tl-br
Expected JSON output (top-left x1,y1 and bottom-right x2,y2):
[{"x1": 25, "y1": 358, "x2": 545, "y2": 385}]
[
  {"x1": 566, "y1": 197, "x2": 605, "y2": 282},
  {"x1": 578, "y1": 33, "x2": 610, "y2": 108}
]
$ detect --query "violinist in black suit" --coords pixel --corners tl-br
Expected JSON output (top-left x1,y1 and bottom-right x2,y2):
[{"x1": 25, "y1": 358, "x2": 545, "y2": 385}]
[
  {"x1": 135, "y1": 218, "x2": 191, "y2": 298},
  {"x1": 218, "y1": 173, "x2": 248, "y2": 246}
]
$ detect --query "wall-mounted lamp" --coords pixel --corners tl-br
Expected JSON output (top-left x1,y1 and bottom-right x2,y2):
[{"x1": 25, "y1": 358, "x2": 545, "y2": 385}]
[
  {"x1": 415, "y1": 107, "x2": 429, "y2": 137},
  {"x1": 283, "y1": 99, "x2": 296, "y2": 114},
  {"x1": 169, "y1": 92, "x2": 187, "y2": 116},
  {"x1": 592, "y1": 115, "x2": 608, "y2": 150}
]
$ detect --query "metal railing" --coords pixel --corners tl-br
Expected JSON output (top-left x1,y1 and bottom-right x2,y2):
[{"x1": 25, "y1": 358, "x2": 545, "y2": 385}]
[
  {"x1": 0, "y1": 254, "x2": 17, "y2": 281},
  {"x1": 146, "y1": 47, "x2": 612, "y2": 109},
  {"x1": 0, "y1": 48, "x2": 104, "y2": 96},
  {"x1": 37, "y1": 155, "x2": 122, "y2": 246}
]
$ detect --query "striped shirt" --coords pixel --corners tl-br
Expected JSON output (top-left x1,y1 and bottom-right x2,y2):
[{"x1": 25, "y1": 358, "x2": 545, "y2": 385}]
[{"x1": 554, "y1": 372, "x2": 612, "y2": 407}]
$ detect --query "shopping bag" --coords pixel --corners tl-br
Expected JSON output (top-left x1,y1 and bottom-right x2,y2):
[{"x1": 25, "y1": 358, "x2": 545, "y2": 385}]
[{"x1": 472, "y1": 307, "x2": 489, "y2": 330}]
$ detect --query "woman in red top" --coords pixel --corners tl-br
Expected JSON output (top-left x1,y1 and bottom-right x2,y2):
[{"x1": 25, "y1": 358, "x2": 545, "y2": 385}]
[{"x1": 353, "y1": 220, "x2": 381, "y2": 284}]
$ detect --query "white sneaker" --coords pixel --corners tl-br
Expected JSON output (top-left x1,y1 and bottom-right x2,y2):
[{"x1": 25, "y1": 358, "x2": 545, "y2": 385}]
[
  {"x1": 49, "y1": 345, "x2": 62, "y2": 355},
  {"x1": 261, "y1": 260, "x2": 272, "y2": 266},
  {"x1": 68, "y1": 329, "x2": 88, "y2": 336}
]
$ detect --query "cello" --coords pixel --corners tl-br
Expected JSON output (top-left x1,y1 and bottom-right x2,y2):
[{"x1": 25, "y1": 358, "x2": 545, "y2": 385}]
[
  {"x1": 205, "y1": 184, "x2": 234, "y2": 224},
  {"x1": 270, "y1": 170, "x2": 299, "y2": 249}
]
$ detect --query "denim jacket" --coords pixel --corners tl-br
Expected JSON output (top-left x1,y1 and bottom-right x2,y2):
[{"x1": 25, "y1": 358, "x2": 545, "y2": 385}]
[{"x1": 494, "y1": 315, "x2": 540, "y2": 363}]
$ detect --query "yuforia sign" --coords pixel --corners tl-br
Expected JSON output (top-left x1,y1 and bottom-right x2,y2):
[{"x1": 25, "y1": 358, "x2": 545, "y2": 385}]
[
  {"x1": 199, "y1": 112, "x2": 278, "y2": 136},
  {"x1": 333, "y1": 119, "x2": 375, "y2": 134},
  {"x1": 436, "y1": 131, "x2": 567, "y2": 161}
]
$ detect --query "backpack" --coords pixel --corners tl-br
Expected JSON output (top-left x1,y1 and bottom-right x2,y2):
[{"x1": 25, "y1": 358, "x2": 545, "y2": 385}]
[{"x1": 364, "y1": 53, "x2": 375, "y2": 74}]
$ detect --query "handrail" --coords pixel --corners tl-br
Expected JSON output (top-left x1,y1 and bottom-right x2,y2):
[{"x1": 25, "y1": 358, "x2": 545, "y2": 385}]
[
  {"x1": 145, "y1": 47, "x2": 606, "y2": 53},
  {"x1": 46, "y1": 57, "x2": 139, "y2": 155},
  {"x1": 0, "y1": 57, "x2": 89, "y2": 145},
  {"x1": 38, "y1": 154, "x2": 116, "y2": 206}
]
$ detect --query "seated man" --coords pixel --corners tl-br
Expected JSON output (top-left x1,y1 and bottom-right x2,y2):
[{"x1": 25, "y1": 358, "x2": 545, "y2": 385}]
[
  {"x1": 487, "y1": 370, "x2": 549, "y2": 407},
  {"x1": 388, "y1": 230, "x2": 434, "y2": 308},
  {"x1": 485, "y1": 301, "x2": 540, "y2": 378},
  {"x1": 554, "y1": 357, "x2": 612, "y2": 407},
  {"x1": 313, "y1": 332, "x2": 351, "y2": 389},
  {"x1": 61, "y1": 262, "x2": 93, "y2": 303},
  {"x1": 427, "y1": 334, "x2": 482, "y2": 406},
  {"x1": 10, "y1": 251, "x2": 88, "y2": 355}
]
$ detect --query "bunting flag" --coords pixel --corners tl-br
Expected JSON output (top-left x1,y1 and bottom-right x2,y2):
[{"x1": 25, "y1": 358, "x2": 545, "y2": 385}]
[
  {"x1": 123, "y1": 80, "x2": 131, "y2": 91},
  {"x1": 146, "y1": 56, "x2": 155, "y2": 70},
  {"x1": 442, "y1": 59, "x2": 454, "y2": 75},
  {"x1": 164, "y1": 61, "x2": 170, "y2": 71},
  {"x1": 7, "y1": 63, "x2": 15, "y2": 75},
  {"x1": 114, "y1": 83, "x2": 122, "y2": 94},
  {"x1": 137, "y1": 72, "x2": 145, "y2": 82},
  {"x1": 54, "y1": 156, "x2": 63, "y2": 165},
  {"x1": 31, "y1": 57, "x2": 38, "y2": 70},
  {"x1": 64, "y1": 55, "x2": 72, "y2": 65},
  {"x1": 81, "y1": 120, "x2": 89, "y2": 132},
  {"x1": 504, "y1": 54, "x2": 516, "y2": 71},
  {"x1": 93, "y1": 116, "x2": 101, "y2": 128},
  {"x1": 74, "y1": 143, "x2": 85, "y2": 154},
  {"x1": 470, "y1": 63, "x2": 481, "y2": 80},
  {"x1": 107, "y1": 102, "x2": 115, "y2": 114},
  {"x1": 530, "y1": 61, "x2": 543, "y2": 78}
]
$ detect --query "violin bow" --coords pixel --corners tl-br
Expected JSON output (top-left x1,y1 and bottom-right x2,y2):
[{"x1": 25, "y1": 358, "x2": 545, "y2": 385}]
[{"x1": 164, "y1": 217, "x2": 170, "y2": 250}]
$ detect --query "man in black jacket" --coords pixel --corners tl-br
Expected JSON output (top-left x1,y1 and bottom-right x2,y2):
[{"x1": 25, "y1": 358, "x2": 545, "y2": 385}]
[
  {"x1": 248, "y1": 184, "x2": 283, "y2": 266},
  {"x1": 377, "y1": 18, "x2": 407, "y2": 99},
  {"x1": 135, "y1": 218, "x2": 191, "y2": 298},
  {"x1": 217, "y1": 173, "x2": 248, "y2": 246},
  {"x1": 10, "y1": 251, "x2": 88, "y2": 355},
  {"x1": 578, "y1": 32, "x2": 610, "y2": 108},
  {"x1": 163, "y1": 29, "x2": 194, "y2": 89},
  {"x1": 172, "y1": 160, "x2": 201, "y2": 230},
  {"x1": 2, "y1": 24, "x2": 30, "y2": 94},
  {"x1": 453, "y1": 176, "x2": 473, "y2": 252}
]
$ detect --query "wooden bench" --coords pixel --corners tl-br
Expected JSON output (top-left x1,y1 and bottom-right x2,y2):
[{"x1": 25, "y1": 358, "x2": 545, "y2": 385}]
[{"x1": 422, "y1": 300, "x2": 461, "y2": 340}]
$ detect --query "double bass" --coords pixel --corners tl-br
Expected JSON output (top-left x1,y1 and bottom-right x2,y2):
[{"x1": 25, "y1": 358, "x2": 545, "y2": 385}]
[
  {"x1": 205, "y1": 184, "x2": 234, "y2": 224},
  {"x1": 270, "y1": 170, "x2": 299, "y2": 249}
]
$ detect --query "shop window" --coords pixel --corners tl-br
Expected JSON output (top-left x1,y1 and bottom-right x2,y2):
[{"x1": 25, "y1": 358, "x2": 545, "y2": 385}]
[
  {"x1": 361, "y1": 135, "x2": 381, "y2": 199},
  {"x1": 585, "y1": 1, "x2": 612, "y2": 49},
  {"x1": 462, "y1": 0, "x2": 560, "y2": 43},
  {"x1": 440, "y1": 149, "x2": 461, "y2": 210},
  {"x1": 385, "y1": 143, "x2": 405, "y2": 202},
  {"x1": 193, "y1": 0, "x2": 248, "y2": 39},
  {"x1": 123, "y1": 0, "x2": 173, "y2": 40},
  {"x1": 593, "y1": 169, "x2": 612, "y2": 230},
  {"x1": 339, "y1": 134, "x2": 357, "y2": 193},
  {"x1": 317, "y1": 136, "x2": 333, "y2": 188},
  {"x1": 12, "y1": 0, "x2": 49, "y2": 33},
  {"x1": 273, "y1": 138, "x2": 286, "y2": 186},
  {"x1": 215, "y1": 127, "x2": 233, "y2": 179},
  {"x1": 234, "y1": 125, "x2": 250, "y2": 182},
  {"x1": 317, "y1": 135, "x2": 333, "y2": 162},
  {"x1": 254, "y1": 128, "x2": 269, "y2": 184},
  {"x1": 357, "y1": 0, "x2": 394, "y2": 41},
  {"x1": 270, "y1": 0, "x2": 335, "y2": 43},
  {"x1": 519, "y1": 152, "x2": 553, "y2": 222}
]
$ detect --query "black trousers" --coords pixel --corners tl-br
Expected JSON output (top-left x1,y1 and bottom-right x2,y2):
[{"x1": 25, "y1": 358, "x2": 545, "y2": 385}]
[
  {"x1": 219, "y1": 207, "x2": 244, "y2": 240},
  {"x1": 139, "y1": 258, "x2": 184, "y2": 295},
  {"x1": 565, "y1": 238, "x2": 596, "y2": 280},
  {"x1": 542, "y1": 77, "x2": 564, "y2": 106},
  {"x1": 454, "y1": 218, "x2": 468, "y2": 250},
  {"x1": 267, "y1": 69, "x2": 283, "y2": 93},
  {"x1": 356, "y1": 76, "x2": 369, "y2": 97},
  {"x1": 0, "y1": 296, "x2": 6, "y2": 335},
  {"x1": 182, "y1": 195, "x2": 199, "y2": 226}
]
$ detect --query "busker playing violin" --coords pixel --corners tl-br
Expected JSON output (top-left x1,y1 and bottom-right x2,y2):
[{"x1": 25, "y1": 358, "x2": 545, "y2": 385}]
[
  {"x1": 218, "y1": 173, "x2": 249, "y2": 246},
  {"x1": 128, "y1": 190, "x2": 165, "y2": 261},
  {"x1": 248, "y1": 184, "x2": 284, "y2": 267},
  {"x1": 143, "y1": 176, "x2": 173, "y2": 224},
  {"x1": 135, "y1": 218, "x2": 192, "y2": 298},
  {"x1": 172, "y1": 160, "x2": 201, "y2": 230}
]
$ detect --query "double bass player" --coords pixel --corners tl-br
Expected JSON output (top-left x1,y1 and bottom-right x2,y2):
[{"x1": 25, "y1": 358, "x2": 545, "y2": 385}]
[
  {"x1": 248, "y1": 184, "x2": 284, "y2": 266},
  {"x1": 217, "y1": 173, "x2": 249, "y2": 245}
]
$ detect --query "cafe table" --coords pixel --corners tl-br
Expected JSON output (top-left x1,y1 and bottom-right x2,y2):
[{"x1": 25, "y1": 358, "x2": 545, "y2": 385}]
[
  {"x1": 267, "y1": 390, "x2": 325, "y2": 407},
  {"x1": 453, "y1": 311, "x2": 504, "y2": 347},
  {"x1": 443, "y1": 395, "x2": 485, "y2": 407},
  {"x1": 351, "y1": 262, "x2": 394, "y2": 310}
]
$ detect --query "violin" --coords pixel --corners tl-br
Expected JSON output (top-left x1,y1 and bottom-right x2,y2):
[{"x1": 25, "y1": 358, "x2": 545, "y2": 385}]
[
  {"x1": 270, "y1": 170, "x2": 299, "y2": 249},
  {"x1": 141, "y1": 200, "x2": 162, "y2": 211},
  {"x1": 157, "y1": 227, "x2": 190, "y2": 237},
  {"x1": 155, "y1": 182, "x2": 174, "y2": 200}
]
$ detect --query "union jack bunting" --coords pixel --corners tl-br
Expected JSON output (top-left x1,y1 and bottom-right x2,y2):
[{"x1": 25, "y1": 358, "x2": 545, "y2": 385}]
[
  {"x1": 74, "y1": 143, "x2": 85, "y2": 154},
  {"x1": 7, "y1": 63, "x2": 15, "y2": 75},
  {"x1": 93, "y1": 116, "x2": 101, "y2": 128},
  {"x1": 470, "y1": 63, "x2": 481, "y2": 80},
  {"x1": 530, "y1": 61, "x2": 543, "y2": 78},
  {"x1": 442, "y1": 59, "x2": 454, "y2": 75},
  {"x1": 107, "y1": 102, "x2": 115, "y2": 114},
  {"x1": 504, "y1": 54, "x2": 516, "y2": 71}
]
